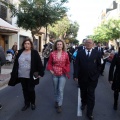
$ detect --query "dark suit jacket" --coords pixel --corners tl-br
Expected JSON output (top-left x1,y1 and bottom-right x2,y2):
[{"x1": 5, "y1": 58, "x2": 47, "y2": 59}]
[
  {"x1": 78, "y1": 46, "x2": 85, "y2": 51},
  {"x1": 74, "y1": 49, "x2": 101, "y2": 81},
  {"x1": 95, "y1": 47, "x2": 104, "y2": 57},
  {"x1": 108, "y1": 53, "x2": 120, "y2": 90},
  {"x1": 8, "y1": 49, "x2": 44, "y2": 86}
]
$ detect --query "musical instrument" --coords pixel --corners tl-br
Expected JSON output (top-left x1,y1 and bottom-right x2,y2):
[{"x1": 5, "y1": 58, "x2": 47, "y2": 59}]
[{"x1": 42, "y1": 42, "x2": 54, "y2": 58}]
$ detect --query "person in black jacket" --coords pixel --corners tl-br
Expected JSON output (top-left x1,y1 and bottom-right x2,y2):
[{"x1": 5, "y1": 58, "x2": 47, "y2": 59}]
[
  {"x1": 74, "y1": 39, "x2": 101, "y2": 120},
  {"x1": 8, "y1": 38, "x2": 44, "y2": 111},
  {"x1": 95, "y1": 42, "x2": 105, "y2": 76},
  {"x1": 109, "y1": 47, "x2": 120, "y2": 110},
  {"x1": 0, "y1": 45, "x2": 6, "y2": 74}
]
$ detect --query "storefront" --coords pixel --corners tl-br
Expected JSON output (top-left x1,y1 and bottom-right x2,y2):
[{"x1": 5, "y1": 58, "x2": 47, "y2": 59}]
[{"x1": 0, "y1": 18, "x2": 18, "y2": 51}]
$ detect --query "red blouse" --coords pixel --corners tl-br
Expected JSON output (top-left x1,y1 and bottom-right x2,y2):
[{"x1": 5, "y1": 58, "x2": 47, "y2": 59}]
[{"x1": 47, "y1": 51, "x2": 70, "y2": 78}]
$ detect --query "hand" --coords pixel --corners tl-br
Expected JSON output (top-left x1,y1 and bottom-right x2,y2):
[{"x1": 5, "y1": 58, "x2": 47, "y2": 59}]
[
  {"x1": 38, "y1": 75, "x2": 41, "y2": 78},
  {"x1": 109, "y1": 81, "x2": 113, "y2": 84},
  {"x1": 50, "y1": 70, "x2": 54, "y2": 75},
  {"x1": 74, "y1": 78, "x2": 78, "y2": 82}
]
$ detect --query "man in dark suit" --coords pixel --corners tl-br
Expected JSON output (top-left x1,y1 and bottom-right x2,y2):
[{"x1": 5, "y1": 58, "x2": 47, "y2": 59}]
[
  {"x1": 77, "y1": 39, "x2": 86, "y2": 51},
  {"x1": 74, "y1": 39, "x2": 101, "y2": 120},
  {"x1": 95, "y1": 42, "x2": 105, "y2": 76}
]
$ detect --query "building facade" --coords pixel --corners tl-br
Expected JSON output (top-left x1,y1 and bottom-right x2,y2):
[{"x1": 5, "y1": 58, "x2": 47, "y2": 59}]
[{"x1": 0, "y1": 0, "x2": 48, "y2": 53}]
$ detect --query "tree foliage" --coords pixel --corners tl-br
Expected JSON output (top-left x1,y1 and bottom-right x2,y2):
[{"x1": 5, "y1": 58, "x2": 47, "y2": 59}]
[
  {"x1": 48, "y1": 16, "x2": 70, "y2": 39},
  {"x1": 0, "y1": 0, "x2": 68, "y2": 38},
  {"x1": 65, "y1": 21, "x2": 79, "y2": 39},
  {"x1": 91, "y1": 19, "x2": 120, "y2": 43}
]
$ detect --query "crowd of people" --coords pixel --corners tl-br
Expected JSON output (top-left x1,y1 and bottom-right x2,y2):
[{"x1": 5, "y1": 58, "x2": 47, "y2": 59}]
[{"x1": 0, "y1": 37, "x2": 120, "y2": 120}]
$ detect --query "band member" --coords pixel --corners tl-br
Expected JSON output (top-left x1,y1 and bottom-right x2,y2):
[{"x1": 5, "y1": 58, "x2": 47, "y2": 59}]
[
  {"x1": 74, "y1": 39, "x2": 101, "y2": 120},
  {"x1": 42, "y1": 37, "x2": 54, "y2": 71},
  {"x1": 95, "y1": 42, "x2": 105, "y2": 76}
]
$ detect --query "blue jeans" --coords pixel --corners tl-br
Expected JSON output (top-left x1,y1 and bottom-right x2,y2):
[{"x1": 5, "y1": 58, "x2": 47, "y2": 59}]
[{"x1": 53, "y1": 75, "x2": 66, "y2": 106}]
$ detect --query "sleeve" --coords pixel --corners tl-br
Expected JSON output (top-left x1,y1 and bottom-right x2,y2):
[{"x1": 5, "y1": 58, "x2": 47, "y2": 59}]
[
  {"x1": 74, "y1": 51, "x2": 80, "y2": 78},
  {"x1": 36, "y1": 51, "x2": 44, "y2": 77},
  {"x1": 47, "y1": 53, "x2": 53, "y2": 71},
  {"x1": 63, "y1": 53, "x2": 70, "y2": 73},
  {"x1": 97, "y1": 51, "x2": 102, "y2": 72},
  {"x1": 108, "y1": 54, "x2": 117, "y2": 81}
]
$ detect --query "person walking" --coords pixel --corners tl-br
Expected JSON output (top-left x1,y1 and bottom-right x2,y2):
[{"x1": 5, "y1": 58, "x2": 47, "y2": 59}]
[
  {"x1": 42, "y1": 37, "x2": 54, "y2": 71},
  {"x1": 0, "y1": 45, "x2": 6, "y2": 74},
  {"x1": 8, "y1": 38, "x2": 44, "y2": 111},
  {"x1": 95, "y1": 42, "x2": 105, "y2": 76},
  {"x1": 12, "y1": 42, "x2": 17, "y2": 54},
  {"x1": 74, "y1": 39, "x2": 101, "y2": 120},
  {"x1": 0, "y1": 45, "x2": 5, "y2": 110},
  {"x1": 109, "y1": 47, "x2": 120, "y2": 110},
  {"x1": 47, "y1": 39, "x2": 70, "y2": 113}
]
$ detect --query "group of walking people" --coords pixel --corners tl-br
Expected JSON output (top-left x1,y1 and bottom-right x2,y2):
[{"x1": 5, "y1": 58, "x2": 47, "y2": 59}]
[{"x1": 1, "y1": 37, "x2": 120, "y2": 120}]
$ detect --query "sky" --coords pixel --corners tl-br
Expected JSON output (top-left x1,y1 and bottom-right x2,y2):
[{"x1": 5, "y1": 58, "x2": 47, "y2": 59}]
[{"x1": 67, "y1": 0, "x2": 114, "y2": 43}]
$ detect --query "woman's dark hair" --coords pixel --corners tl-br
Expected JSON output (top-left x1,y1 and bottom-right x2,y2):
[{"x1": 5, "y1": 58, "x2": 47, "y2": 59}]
[
  {"x1": 53, "y1": 39, "x2": 66, "y2": 51},
  {"x1": 22, "y1": 38, "x2": 34, "y2": 50}
]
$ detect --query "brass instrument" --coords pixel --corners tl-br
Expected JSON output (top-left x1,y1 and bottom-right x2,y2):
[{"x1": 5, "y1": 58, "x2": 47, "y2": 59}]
[{"x1": 42, "y1": 42, "x2": 54, "y2": 58}]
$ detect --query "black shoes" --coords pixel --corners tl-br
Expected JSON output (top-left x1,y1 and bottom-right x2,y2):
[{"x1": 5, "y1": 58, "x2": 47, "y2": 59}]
[
  {"x1": 57, "y1": 106, "x2": 62, "y2": 113},
  {"x1": 21, "y1": 104, "x2": 36, "y2": 111},
  {"x1": 21, "y1": 105, "x2": 30, "y2": 111},
  {"x1": 87, "y1": 114, "x2": 94, "y2": 120},
  {"x1": 31, "y1": 104, "x2": 36, "y2": 110}
]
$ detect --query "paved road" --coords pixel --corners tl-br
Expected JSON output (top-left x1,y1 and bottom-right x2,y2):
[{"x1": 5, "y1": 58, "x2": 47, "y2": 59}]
[{"x1": 0, "y1": 62, "x2": 120, "y2": 120}]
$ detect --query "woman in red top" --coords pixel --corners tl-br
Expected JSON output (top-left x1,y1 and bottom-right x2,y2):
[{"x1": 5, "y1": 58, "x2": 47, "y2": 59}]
[{"x1": 47, "y1": 39, "x2": 70, "y2": 113}]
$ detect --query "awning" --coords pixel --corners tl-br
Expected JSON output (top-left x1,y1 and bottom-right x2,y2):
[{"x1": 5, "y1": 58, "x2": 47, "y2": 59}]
[{"x1": 0, "y1": 18, "x2": 18, "y2": 34}]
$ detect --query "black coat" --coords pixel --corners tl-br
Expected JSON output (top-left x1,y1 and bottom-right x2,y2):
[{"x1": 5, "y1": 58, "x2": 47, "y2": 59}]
[
  {"x1": 0, "y1": 46, "x2": 6, "y2": 66},
  {"x1": 8, "y1": 49, "x2": 44, "y2": 86},
  {"x1": 77, "y1": 46, "x2": 85, "y2": 51},
  {"x1": 109, "y1": 53, "x2": 120, "y2": 91},
  {"x1": 95, "y1": 47, "x2": 104, "y2": 57},
  {"x1": 74, "y1": 49, "x2": 101, "y2": 81}
]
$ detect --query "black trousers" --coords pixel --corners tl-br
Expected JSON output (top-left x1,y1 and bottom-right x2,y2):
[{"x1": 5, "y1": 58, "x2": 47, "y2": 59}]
[
  {"x1": 43, "y1": 58, "x2": 49, "y2": 71},
  {"x1": 101, "y1": 59, "x2": 106, "y2": 74},
  {"x1": 0, "y1": 64, "x2": 1, "y2": 74},
  {"x1": 79, "y1": 78, "x2": 98, "y2": 115},
  {"x1": 20, "y1": 78, "x2": 35, "y2": 105}
]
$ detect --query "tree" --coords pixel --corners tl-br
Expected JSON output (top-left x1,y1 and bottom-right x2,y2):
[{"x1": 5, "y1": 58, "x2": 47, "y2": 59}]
[
  {"x1": 48, "y1": 16, "x2": 70, "y2": 39},
  {"x1": 0, "y1": 0, "x2": 68, "y2": 40},
  {"x1": 92, "y1": 19, "x2": 120, "y2": 48},
  {"x1": 65, "y1": 21, "x2": 79, "y2": 40}
]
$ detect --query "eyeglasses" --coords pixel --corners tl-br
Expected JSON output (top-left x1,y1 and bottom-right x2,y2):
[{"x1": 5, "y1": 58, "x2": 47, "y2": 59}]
[{"x1": 86, "y1": 42, "x2": 93, "y2": 44}]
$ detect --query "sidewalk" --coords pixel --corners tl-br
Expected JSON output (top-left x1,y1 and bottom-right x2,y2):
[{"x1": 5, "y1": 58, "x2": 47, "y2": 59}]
[
  {"x1": 0, "y1": 64, "x2": 12, "y2": 88},
  {"x1": 0, "y1": 52, "x2": 43, "y2": 88}
]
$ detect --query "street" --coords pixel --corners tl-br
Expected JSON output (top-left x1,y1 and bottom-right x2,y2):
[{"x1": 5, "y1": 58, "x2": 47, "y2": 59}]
[{"x1": 0, "y1": 62, "x2": 120, "y2": 120}]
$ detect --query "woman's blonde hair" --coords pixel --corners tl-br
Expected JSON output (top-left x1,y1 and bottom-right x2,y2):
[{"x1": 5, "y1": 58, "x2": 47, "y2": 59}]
[{"x1": 53, "y1": 39, "x2": 67, "y2": 51}]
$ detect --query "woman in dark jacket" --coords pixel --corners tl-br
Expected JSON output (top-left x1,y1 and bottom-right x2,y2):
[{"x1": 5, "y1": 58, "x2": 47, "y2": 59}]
[
  {"x1": 8, "y1": 38, "x2": 44, "y2": 111},
  {"x1": 109, "y1": 48, "x2": 120, "y2": 110}
]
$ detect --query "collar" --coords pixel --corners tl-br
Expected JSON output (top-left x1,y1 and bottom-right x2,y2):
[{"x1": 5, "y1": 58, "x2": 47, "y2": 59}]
[{"x1": 85, "y1": 48, "x2": 92, "y2": 52}]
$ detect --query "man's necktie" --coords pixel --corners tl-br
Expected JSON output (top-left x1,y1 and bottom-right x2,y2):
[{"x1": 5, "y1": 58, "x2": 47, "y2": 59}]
[{"x1": 87, "y1": 50, "x2": 90, "y2": 58}]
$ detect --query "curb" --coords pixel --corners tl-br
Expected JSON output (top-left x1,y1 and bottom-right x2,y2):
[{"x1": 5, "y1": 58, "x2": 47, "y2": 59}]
[{"x1": 0, "y1": 77, "x2": 10, "y2": 88}]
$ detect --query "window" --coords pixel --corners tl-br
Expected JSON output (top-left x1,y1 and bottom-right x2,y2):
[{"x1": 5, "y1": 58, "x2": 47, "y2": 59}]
[{"x1": 0, "y1": 5, "x2": 7, "y2": 20}]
